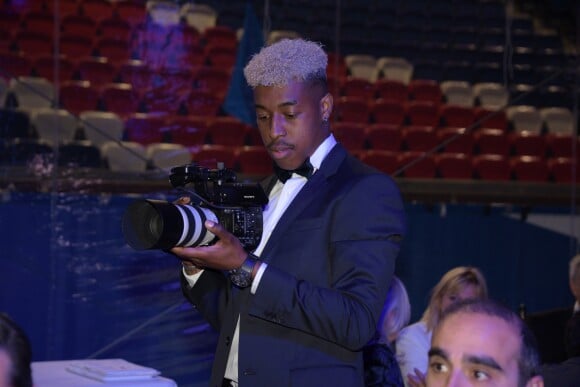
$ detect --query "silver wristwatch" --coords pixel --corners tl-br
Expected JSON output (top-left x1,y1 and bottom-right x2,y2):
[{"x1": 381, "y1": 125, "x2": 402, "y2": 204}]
[{"x1": 228, "y1": 254, "x2": 259, "y2": 288}]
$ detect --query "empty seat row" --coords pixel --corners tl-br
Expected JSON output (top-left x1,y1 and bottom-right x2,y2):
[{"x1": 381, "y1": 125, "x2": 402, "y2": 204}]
[
  {"x1": 1, "y1": 76, "x2": 229, "y2": 117},
  {"x1": 333, "y1": 97, "x2": 575, "y2": 134},
  {"x1": 334, "y1": 123, "x2": 579, "y2": 158},
  {"x1": 360, "y1": 150, "x2": 580, "y2": 183},
  {"x1": 0, "y1": 107, "x2": 259, "y2": 150}
]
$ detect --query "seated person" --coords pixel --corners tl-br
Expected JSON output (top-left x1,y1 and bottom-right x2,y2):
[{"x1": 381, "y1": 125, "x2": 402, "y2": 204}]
[
  {"x1": 396, "y1": 267, "x2": 488, "y2": 387},
  {"x1": 542, "y1": 312, "x2": 580, "y2": 387},
  {"x1": 364, "y1": 276, "x2": 411, "y2": 387},
  {"x1": 426, "y1": 298, "x2": 544, "y2": 387},
  {"x1": 0, "y1": 313, "x2": 33, "y2": 387}
]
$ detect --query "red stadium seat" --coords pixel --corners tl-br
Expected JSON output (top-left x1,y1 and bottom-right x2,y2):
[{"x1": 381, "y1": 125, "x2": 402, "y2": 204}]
[
  {"x1": 341, "y1": 77, "x2": 376, "y2": 100},
  {"x1": 94, "y1": 37, "x2": 133, "y2": 64},
  {"x1": 21, "y1": 10, "x2": 55, "y2": 35},
  {"x1": 201, "y1": 25, "x2": 238, "y2": 50},
  {"x1": 435, "y1": 152, "x2": 473, "y2": 179},
  {"x1": 207, "y1": 116, "x2": 249, "y2": 146},
  {"x1": 235, "y1": 145, "x2": 273, "y2": 176},
  {"x1": 473, "y1": 128, "x2": 510, "y2": 156},
  {"x1": 192, "y1": 66, "x2": 231, "y2": 99},
  {"x1": 0, "y1": 52, "x2": 32, "y2": 78},
  {"x1": 76, "y1": 57, "x2": 118, "y2": 86},
  {"x1": 334, "y1": 96, "x2": 370, "y2": 123},
  {"x1": 359, "y1": 150, "x2": 399, "y2": 175},
  {"x1": 408, "y1": 79, "x2": 442, "y2": 104},
  {"x1": 402, "y1": 125, "x2": 438, "y2": 152},
  {"x1": 439, "y1": 105, "x2": 475, "y2": 128},
  {"x1": 98, "y1": 17, "x2": 133, "y2": 42},
  {"x1": 406, "y1": 100, "x2": 440, "y2": 127},
  {"x1": 204, "y1": 44, "x2": 237, "y2": 71},
  {"x1": 80, "y1": 0, "x2": 115, "y2": 22},
  {"x1": 548, "y1": 157, "x2": 580, "y2": 183},
  {"x1": 510, "y1": 155, "x2": 549, "y2": 182},
  {"x1": 59, "y1": 34, "x2": 95, "y2": 58},
  {"x1": 61, "y1": 14, "x2": 98, "y2": 36},
  {"x1": 100, "y1": 83, "x2": 142, "y2": 118},
  {"x1": 33, "y1": 55, "x2": 76, "y2": 82},
  {"x1": 332, "y1": 122, "x2": 367, "y2": 152},
  {"x1": 191, "y1": 144, "x2": 237, "y2": 170},
  {"x1": 436, "y1": 127, "x2": 474, "y2": 154},
  {"x1": 13, "y1": 30, "x2": 53, "y2": 56},
  {"x1": 509, "y1": 131, "x2": 547, "y2": 157},
  {"x1": 371, "y1": 99, "x2": 406, "y2": 125},
  {"x1": 546, "y1": 133, "x2": 580, "y2": 158},
  {"x1": 397, "y1": 151, "x2": 437, "y2": 178},
  {"x1": 59, "y1": 80, "x2": 100, "y2": 115},
  {"x1": 116, "y1": 1, "x2": 148, "y2": 27},
  {"x1": 375, "y1": 79, "x2": 408, "y2": 102},
  {"x1": 474, "y1": 107, "x2": 508, "y2": 131},
  {"x1": 365, "y1": 123, "x2": 402, "y2": 151},
  {"x1": 472, "y1": 154, "x2": 511, "y2": 181}
]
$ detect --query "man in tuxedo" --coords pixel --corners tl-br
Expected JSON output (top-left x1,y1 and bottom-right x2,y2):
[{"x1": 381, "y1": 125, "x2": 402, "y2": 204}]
[
  {"x1": 170, "y1": 38, "x2": 406, "y2": 386},
  {"x1": 425, "y1": 299, "x2": 544, "y2": 387}
]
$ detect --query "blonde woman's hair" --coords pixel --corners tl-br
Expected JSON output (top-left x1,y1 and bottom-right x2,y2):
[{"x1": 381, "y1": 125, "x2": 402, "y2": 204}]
[
  {"x1": 378, "y1": 276, "x2": 411, "y2": 344},
  {"x1": 421, "y1": 266, "x2": 488, "y2": 331}
]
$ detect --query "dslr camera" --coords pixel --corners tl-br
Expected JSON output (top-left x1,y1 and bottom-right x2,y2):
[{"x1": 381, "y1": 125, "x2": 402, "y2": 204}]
[{"x1": 122, "y1": 163, "x2": 268, "y2": 251}]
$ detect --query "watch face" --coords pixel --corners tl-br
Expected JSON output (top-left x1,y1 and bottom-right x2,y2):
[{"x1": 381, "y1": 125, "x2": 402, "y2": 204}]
[{"x1": 229, "y1": 268, "x2": 252, "y2": 288}]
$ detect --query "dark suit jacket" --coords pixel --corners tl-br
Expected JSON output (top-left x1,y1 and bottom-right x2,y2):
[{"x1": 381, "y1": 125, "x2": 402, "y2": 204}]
[
  {"x1": 542, "y1": 357, "x2": 580, "y2": 387},
  {"x1": 181, "y1": 144, "x2": 406, "y2": 387},
  {"x1": 526, "y1": 307, "x2": 573, "y2": 364}
]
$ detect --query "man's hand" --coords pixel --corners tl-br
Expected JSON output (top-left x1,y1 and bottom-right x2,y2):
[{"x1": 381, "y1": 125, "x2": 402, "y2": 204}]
[{"x1": 170, "y1": 220, "x2": 247, "y2": 271}]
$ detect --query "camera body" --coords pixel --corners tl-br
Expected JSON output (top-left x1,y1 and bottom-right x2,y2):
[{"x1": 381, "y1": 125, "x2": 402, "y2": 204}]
[{"x1": 122, "y1": 163, "x2": 268, "y2": 251}]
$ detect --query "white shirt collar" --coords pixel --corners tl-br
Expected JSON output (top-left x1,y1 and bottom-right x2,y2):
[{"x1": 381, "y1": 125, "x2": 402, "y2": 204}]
[{"x1": 309, "y1": 134, "x2": 337, "y2": 171}]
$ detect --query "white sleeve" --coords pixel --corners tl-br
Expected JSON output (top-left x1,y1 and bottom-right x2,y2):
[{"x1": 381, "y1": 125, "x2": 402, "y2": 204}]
[
  {"x1": 182, "y1": 267, "x2": 204, "y2": 288},
  {"x1": 395, "y1": 325, "x2": 430, "y2": 387}
]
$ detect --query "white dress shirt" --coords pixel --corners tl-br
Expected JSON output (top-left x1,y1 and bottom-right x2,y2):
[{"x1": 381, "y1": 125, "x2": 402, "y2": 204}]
[{"x1": 184, "y1": 135, "x2": 337, "y2": 385}]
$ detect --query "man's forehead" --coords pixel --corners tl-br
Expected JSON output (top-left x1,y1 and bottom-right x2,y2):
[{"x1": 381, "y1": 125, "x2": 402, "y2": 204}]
[{"x1": 435, "y1": 312, "x2": 522, "y2": 356}]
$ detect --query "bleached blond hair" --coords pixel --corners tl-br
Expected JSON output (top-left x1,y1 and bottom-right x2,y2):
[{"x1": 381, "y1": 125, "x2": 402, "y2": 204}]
[{"x1": 244, "y1": 38, "x2": 327, "y2": 88}]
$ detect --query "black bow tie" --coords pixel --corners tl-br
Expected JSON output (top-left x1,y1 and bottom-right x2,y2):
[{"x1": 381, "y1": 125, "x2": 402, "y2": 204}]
[{"x1": 274, "y1": 159, "x2": 314, "y2": 183}]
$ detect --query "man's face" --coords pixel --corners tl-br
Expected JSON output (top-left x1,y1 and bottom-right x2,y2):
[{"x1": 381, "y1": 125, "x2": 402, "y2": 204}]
[
  {"x1": 426, "y1": 312, "x2": 524, "y2": 387},
  {"x1": 253, "y1": 80, "x2": 332, "y2": 170}
]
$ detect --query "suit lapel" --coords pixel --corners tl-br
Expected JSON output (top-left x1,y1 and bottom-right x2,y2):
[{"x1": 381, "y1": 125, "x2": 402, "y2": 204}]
[{"x1": 260, "y1": 144, "x2": 347, "y2": 260}]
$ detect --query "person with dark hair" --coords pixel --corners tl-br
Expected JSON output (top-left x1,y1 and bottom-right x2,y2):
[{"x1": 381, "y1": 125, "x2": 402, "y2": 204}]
[
  {"x1": 170, "y1": 38, "x2": 406, "y2": 387},
  {"x1": 0, "y1": 313, "x2": 33, "y2": 387},
  {"x1": 425, "y1": 299, "x2": 544, "y2": 387},
  {"x1": 526, "y1": 254, "x2": 580, "y2": 363},
  {"x1": 396, "y1": 267, "x2": 488, "y2": 387},
  {"x1": 541, "y1": 312, "x2": 580, "y2": 386}
]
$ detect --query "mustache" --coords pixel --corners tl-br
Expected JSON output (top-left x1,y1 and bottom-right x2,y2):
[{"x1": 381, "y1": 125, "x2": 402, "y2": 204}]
[{"x1": 266, "y1": 140, "x2": 294, "y2": 150}]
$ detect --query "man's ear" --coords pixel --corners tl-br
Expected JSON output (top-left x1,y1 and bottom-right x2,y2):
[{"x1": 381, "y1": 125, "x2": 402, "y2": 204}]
[
  {"x1": 320, "y1": 92, "x2": 333, "y2": 121},
  {"x1": 525, "y1": 375, "x2": 544, "y2": 387}
]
